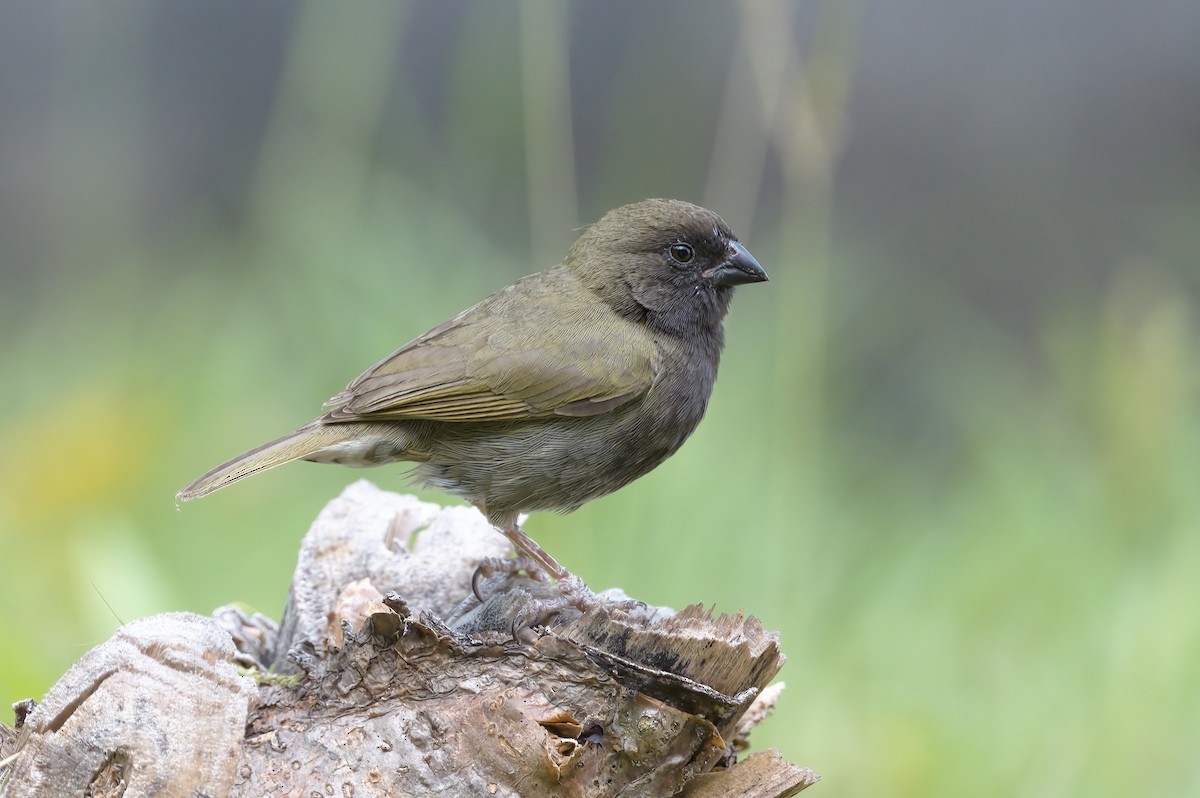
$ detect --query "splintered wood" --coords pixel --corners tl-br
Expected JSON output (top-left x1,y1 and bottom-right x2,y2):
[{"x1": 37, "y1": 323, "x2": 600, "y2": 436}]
[{"x1": 1, "y1": 481, "x2": 816, "y2": 797}]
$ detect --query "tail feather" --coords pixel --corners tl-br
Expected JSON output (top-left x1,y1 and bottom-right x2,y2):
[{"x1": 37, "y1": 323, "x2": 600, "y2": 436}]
[{"x1": 177, "y1": 424, "x2": 367, "y2": 502}]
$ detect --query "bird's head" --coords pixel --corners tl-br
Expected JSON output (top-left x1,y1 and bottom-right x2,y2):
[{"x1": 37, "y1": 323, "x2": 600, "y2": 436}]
[{"x1": 565, "y1": 199, "x2": 767, "y2": 333}]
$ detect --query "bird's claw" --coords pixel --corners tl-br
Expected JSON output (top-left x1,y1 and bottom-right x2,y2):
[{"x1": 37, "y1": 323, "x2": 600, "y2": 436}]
[
  {"x1": 464, "y1": 560, "x2": 596, "y2": 637},
  {"x1": 471, "y1": 555, "x2": 551, "y2": 602},
  {"x1": 508, "y1": 576, "x2": 597, "y2": 635}
]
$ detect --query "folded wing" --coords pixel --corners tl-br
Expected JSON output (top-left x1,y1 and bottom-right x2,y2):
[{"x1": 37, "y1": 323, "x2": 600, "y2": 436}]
[{"x1": 323, "y1": 274, "x2": 658, "y2": 423}]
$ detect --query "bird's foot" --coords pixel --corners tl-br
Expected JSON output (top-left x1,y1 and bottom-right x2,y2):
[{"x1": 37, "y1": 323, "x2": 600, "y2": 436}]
[
  {"x1": 457, "y1": 560, "x2": 597, "y2": 639},
  {"x1": 471, "y1": 555, "x2": 550, "y2": 602},
  {"x1": 471, "y1": 557, "x2": 593, "y2": 606},
  {"x1": 509, "y1": 577, "x2": 595, "y2": 636}
]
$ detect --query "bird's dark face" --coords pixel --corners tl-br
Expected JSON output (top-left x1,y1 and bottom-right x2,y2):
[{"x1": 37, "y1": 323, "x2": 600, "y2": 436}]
[{"x1": 566, "y1": 199, "x2": 768, "y2": 333}]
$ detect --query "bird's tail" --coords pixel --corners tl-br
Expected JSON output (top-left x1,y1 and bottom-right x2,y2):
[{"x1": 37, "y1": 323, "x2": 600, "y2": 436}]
[{"x1": 176, "y1": 422, "x2": 396, "y2": 502}]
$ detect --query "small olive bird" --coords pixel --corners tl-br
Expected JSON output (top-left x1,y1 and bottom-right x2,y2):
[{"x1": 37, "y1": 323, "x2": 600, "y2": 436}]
[{"x1": 178, "y1": 199, "x2": 767, "y2": 579}]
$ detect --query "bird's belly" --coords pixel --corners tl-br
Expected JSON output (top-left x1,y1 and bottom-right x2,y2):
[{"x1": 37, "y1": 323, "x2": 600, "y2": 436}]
[{"x1": 413, "y1": 403, "x2": 702, "y2": 515}]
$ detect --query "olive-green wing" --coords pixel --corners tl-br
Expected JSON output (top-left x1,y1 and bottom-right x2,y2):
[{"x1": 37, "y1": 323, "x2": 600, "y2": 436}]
[{"x1": 323, "y1": 279, "x2": 658, "y2": 423}]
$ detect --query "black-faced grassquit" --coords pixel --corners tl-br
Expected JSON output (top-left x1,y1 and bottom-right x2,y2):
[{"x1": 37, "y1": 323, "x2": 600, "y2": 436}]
[{"x1": 179, "y1": 199, "x2": 767, "y2": 578}]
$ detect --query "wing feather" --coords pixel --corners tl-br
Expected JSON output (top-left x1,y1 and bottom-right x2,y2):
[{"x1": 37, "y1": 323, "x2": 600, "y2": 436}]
[{"x1": 322, "y1": 269, "x2": 657, "y2": 424}]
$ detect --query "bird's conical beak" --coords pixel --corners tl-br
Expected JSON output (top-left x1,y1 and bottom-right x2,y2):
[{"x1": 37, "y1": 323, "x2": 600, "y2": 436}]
[{"x1": 705, "y1": 241, "x2": 768, "y2": 287}]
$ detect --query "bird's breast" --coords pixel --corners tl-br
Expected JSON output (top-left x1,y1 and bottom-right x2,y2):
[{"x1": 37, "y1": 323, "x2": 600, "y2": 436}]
[{"x1": 410, "y1": 333, "x2": 722, "y2": 516}]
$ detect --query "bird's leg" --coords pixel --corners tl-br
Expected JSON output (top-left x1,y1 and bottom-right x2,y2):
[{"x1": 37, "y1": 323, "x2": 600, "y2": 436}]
[
  {"x1": 471, "y1": 502, "x2": 569, "y2": 581},
  {"x1": 469, "y1": 524, "x2": 567, "y2": 602},
  {"x1": 468, "y1": 504, "x2": 593, "y2": 619},
  {"x1": 499, "y1": 522, "x2": 568, "y2": 581},
  {"x1": 496, "y1": 522, "x2": 595, "y2": 618}
]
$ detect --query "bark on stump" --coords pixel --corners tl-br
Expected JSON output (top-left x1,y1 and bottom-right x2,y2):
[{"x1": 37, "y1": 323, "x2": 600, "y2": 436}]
[{"x1": 0, "y1": 480, "x2": 816, "y2": 797}]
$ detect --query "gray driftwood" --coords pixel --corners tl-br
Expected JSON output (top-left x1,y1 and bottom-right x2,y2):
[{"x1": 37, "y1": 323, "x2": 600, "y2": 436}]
[{"x1": 1, "y1": 480, "x2": 816, "y2": 797}]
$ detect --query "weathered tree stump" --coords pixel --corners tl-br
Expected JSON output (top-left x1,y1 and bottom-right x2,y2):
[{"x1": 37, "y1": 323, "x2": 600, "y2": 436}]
[{"x1": 0, "y1": 480, "x2": 816, "y2": 797}]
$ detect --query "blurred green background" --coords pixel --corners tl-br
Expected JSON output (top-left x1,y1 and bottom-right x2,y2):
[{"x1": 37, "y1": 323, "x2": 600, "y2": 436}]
[{"x1": 2, "y1": 1, "x2": 1198, "y2": 795}]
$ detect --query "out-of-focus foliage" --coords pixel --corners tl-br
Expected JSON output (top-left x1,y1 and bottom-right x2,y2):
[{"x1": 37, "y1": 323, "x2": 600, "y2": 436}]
[{"x1": 1, "y1": 2, "x2": 1198, "y2": 796}]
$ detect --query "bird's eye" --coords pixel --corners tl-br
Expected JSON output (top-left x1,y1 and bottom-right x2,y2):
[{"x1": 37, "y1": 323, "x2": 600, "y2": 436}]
[{"x1": 668, "y1": 243, "x2": 694, "y2": 265}]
